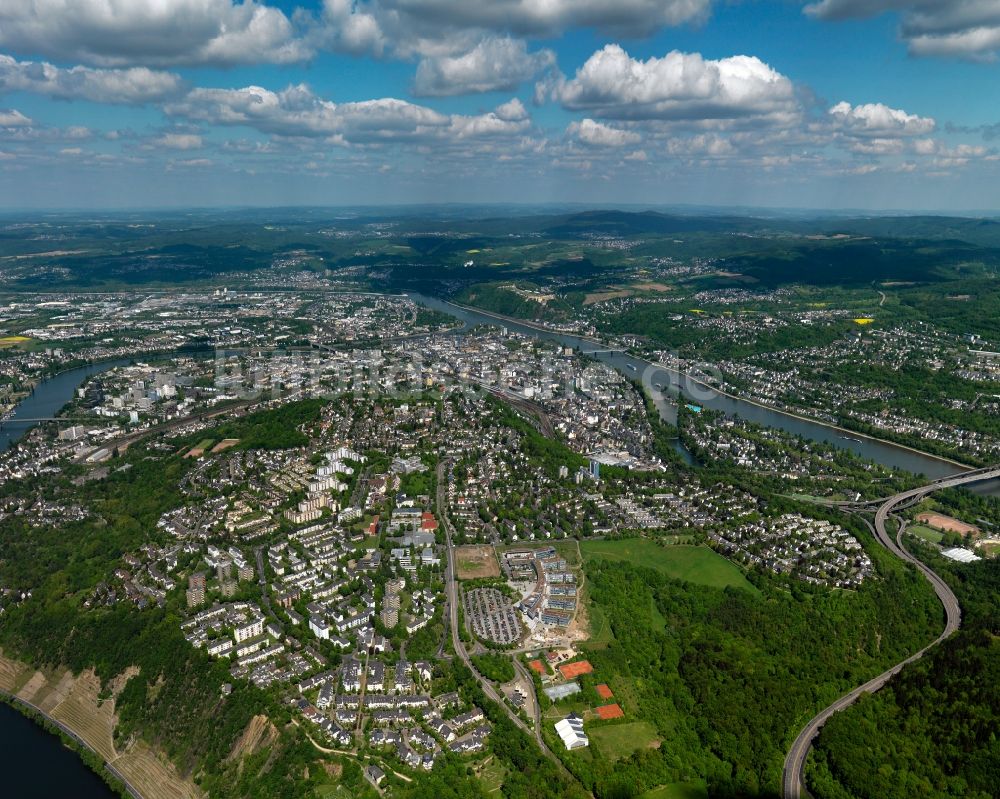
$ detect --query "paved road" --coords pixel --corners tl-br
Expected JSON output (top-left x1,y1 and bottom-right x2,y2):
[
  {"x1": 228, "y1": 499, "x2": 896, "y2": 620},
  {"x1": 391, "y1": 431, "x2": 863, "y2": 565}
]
[
  {"x1": 782, "y1": 466, "x2": 1000, "y2": 798},
  {"x1": 436, "y1": 459, "x2": 568, "y2": 771},
  {"x1": 512, "y1": 657, "x2": 544, "y2": 741},
  {"x1": 820, "y1": 462, "x2": 1000, "y2": 510},
  {"x1": 254, "y1": 546, "x2": 272, "y2": 615}
]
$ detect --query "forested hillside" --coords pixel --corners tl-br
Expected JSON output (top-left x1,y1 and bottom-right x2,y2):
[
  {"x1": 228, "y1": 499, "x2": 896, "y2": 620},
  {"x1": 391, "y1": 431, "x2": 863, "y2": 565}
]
[
  {"x1": 807, "y1": 558, "x2": 1000, "y2": 799},
  {"x1": 554, "y1": 546, "x2": 942, "y2": 798}
]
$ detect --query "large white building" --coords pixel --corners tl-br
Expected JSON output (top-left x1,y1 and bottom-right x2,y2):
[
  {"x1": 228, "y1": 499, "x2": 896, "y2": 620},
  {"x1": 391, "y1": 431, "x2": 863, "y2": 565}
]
[
  {"x1": 941, "y1": 547, "x2": 981, "y2": 563},
  {"x1": 234, "y1": 617, "x2": 264, "y2": 643},
  {"x1": 309, "y1": 616, "x2": 330, "y2": 640},
  {"x1": 554, "y1": 714, "x2": 588, "y2": 750}
]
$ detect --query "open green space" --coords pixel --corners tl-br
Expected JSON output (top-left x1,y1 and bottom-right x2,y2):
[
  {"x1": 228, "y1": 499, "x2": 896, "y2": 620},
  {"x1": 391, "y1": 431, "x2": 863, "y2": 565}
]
[
  {"x1": 908, "y1": 524, "x2": 944, "y2": 544},
  {"x1": 787, "y1": 493, "x2": 838, "y2": 503},
  {"x1": 648, "y1": 596, "x2": 668, "y2": 633},
  {"x1": 0, "y1": 335, "x2": 36, "y2": 350},
  {"x1": 314, "y1": 784, "x2": 355, "y2": 799},
  {"x1": 476, "y1": 757, "x2": 508, "y2": 793},
  {"x1": 589, "y1": 721, "x2": 660, "y2": 761},
  {"x1": 640, "y1": 781, "x2": 709, "y2": 799},
  {"x1": 580, "y1": 540, "x2": 756, "y2": 593},
  {"x1": 542, "y1": 699, "x2": 590, "y2": 721}
]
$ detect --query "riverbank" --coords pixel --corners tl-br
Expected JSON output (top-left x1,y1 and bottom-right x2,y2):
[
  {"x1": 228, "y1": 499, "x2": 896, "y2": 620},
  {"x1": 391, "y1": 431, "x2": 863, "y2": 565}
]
[
  {"x1": 428, "y1": 295, "x2": 976, "y2": 477},
  {"x1": 439, "y1": 298, "x2": 607, "y2": 346},
  {"x1": 0, "y1": 691, "x2": 134, "y2": 799},
  {"x1": 0, "y1": 699, "x2": 123, "y2": 799},
  {"x1": 0, "y1": 650, "x2": 201, "y2": 799},
  {"x1": 671, "y1": 368, "x2": 975, "y2": 472}
]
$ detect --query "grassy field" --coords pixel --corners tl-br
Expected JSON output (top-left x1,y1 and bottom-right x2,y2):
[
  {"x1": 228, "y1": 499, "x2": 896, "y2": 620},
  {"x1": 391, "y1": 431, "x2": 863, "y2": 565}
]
[
  {"x1": 787, "y1": 493, "x2": 836, "y2": 503},
  {"x1": 640, "y1": 781, "x2": 708, "y2": 799},
  {"x1": 581, "y1": 540, "x2": 756, "y2": 593},
  {"x1": 909, "y1": 524, "x2": 944, "y2": 544},
  {"x1": 185, "y1": 438, "x2": 215, "y2": 458},
  {"x1": 475, "y1": 756, "x2": 507, "y2": 793},
  {"x1": 978, "y1": 541, "x2": 1000, "y2": 557},
  {"x1": 314, "y1": 783, "x2": 355, "y2": 799},
  {"x1": 542, "y1": 698, "x2": 590, "y2": 721},
  {"x1": 589, "y1": 721, "x2": 659, "y2": 761},
  {"x1": 0, "y1": 335, "x2": 34, "y2": 350},
  {"x1": 648, "y1": 596, "x2": 668, "y2": 633}
]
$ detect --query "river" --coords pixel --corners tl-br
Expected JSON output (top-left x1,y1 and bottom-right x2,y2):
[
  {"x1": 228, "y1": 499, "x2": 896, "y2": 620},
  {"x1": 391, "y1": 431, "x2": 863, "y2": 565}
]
[
  {"x1": 0, "y1": 359, "x2": 128, "y2": 799},
  {"x1": 407, "y1": 293, "x2": 1000, "y2": 490},
  {"x1": 0, "y1": 297, "x2": 994, "y2": 791},
  {"x1": 0, "y1": 359, "x2": 134, "y2": 451},
  {"x1": 0, "y1": 702, "x2": 117, "y2": 799}
]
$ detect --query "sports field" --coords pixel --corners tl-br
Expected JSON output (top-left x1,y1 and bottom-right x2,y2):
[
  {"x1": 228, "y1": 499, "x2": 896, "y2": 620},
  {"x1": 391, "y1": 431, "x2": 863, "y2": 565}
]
[
  {"x1": 185, "y1": 439, "x2": 215, "y2": 458},
  {"x1": 916, "y1": 511, "x2": 979, "y2": 536},
  {"x1": 908, "y1": 524, "x2": 944, "y2": 544},
  {"x1": 978, "y1": 541, "x2": 1000, "y2": 557},
  {"x1": 581, "y1": 540, "x2": 756, "y2": 592},
  {"x1": 589, "y1": 721, "x2": 658, "y2": 761}
]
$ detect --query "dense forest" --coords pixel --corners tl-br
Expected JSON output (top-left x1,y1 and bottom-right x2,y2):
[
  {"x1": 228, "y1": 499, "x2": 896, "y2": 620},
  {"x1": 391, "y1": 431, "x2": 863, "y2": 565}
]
[
  {"x1": 807, "y1": 556, "x2": 1000, "y2": 799},
  {"x1": 564, "y1": 545, "x2": 943, "y2": 798}
]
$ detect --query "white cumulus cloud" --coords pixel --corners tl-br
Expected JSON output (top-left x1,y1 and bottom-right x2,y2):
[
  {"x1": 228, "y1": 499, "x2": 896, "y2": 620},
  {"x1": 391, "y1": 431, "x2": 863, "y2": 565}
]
[
  {"x1": 828, "y1": 101, "x2": 935, "y2": 137},
  {"x1": 305, "y1": 0, "x2": 386, "y2": 56},
  {"x1": 379, "y1": 0, "x2": 711, "y2": 37},
  {"x1": 567, "y1": 118, "x2": 641, "y2": 147},
  {"x1": 0, "y1": 0, "x2": 308, "y2": 67},
  {"x1": 413, "y1": 37, "x2": 555, "y2": 96},
  {"x1": 310, "y1": 0, "x2": 714, "y2": 61},
  {"x1": 0, "y1": 108, "x2": 32, "y2": 127},
  {"x1": 152, "y1": 133, "x2": 204, "y2": 150},
  {"x1": 805, "y1": 0, "x2": 1000, "y2": 60},
  {"x1": 165, "y1": 83, "x2": 531, "y2": 145},
  {"x1": 494, "y1": 98, "x2": 529, "y2": 122},
  {"x1": 0, "y1": 55, "x2": 185, "y2": 104},
  {"x1": 548, "y1": 45, "x2": 799, "y2": 124}
]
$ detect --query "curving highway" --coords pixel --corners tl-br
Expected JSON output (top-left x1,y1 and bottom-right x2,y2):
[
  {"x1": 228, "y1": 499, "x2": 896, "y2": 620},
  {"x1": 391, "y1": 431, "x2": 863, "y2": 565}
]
[{"x1": 782, "y1": 465, "x2": 1000, "y2": 799}]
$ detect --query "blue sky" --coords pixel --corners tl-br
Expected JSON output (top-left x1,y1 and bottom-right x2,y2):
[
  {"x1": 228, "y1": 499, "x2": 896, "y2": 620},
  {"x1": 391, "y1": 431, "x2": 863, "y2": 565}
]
[{"x1": 2, "y1": 0, "x2": 1000, "y2": 210}]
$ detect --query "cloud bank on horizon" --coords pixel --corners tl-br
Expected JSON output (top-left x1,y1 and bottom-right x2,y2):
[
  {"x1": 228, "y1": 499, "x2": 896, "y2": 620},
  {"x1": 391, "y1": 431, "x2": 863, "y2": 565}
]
[{"x1": 0, "y1": 0, "x2": 998, "y2": 209}]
